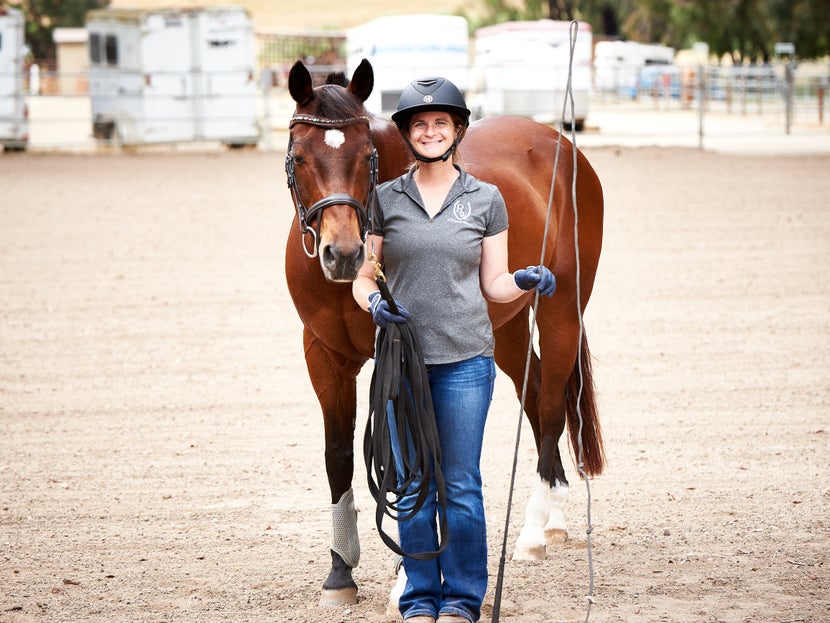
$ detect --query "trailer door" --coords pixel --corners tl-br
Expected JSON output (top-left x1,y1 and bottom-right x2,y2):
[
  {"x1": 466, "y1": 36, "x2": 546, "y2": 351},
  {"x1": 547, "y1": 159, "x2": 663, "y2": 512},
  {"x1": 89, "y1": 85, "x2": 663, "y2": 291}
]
[
  {"x1": 142, "y1": 11, "x2": 196, "y2": 142},
  {"x1": 0, "y1": 11, "x2": 28, "y2": 148},
  {"x1": 191, "y1": 8, "x2": 258, "y2": 143}
]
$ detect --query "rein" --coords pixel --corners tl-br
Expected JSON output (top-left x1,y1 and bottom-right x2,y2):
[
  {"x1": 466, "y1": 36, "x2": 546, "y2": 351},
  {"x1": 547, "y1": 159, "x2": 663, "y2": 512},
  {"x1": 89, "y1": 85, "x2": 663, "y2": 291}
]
[
  {"x1": 363, "y1": 276, "x2": 450, "y2": 561},
  {"x1": 285, "y1": 113, "x2": 378, "y2": 258}
]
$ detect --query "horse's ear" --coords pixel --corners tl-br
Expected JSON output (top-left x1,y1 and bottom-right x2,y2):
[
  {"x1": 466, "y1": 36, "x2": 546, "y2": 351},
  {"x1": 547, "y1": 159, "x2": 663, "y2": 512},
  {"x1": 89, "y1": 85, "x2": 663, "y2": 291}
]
[
  {"x1": 348, "y1": 58, "x2": 374, "y2": 103},
  {"x1": 288, "y1": 60, "x2": 314, "y2": 106}
]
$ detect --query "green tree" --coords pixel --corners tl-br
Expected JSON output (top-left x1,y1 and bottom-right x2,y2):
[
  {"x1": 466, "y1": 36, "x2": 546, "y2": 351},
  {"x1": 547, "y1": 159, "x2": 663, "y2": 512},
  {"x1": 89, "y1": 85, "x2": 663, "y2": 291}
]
[
  {"x1": 5, "y1": 0, "x2": 109, "y2": 60},
  {"x1": 464, "y1": 0, "x2": 829, "y2": 60},
  {"x1": 768, "y1": 0, "x2": 830, "y2": 59}
]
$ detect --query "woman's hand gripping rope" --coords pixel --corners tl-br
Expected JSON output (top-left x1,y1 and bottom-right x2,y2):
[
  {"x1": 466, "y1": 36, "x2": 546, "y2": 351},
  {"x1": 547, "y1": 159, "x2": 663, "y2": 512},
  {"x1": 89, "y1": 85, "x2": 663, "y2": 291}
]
[
  {"x1": 367, "y1": 252, "x2": 411, "y2": 329},
  {"x1": 513, "y1": 265, "x2": 557, "y2": 297}
]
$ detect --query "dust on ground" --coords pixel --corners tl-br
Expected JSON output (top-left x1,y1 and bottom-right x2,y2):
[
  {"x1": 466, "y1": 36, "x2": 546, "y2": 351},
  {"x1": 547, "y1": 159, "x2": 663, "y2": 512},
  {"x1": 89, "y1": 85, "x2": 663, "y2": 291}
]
[{"x1": 1, "y1": 147, "x2": 828, "y2": 622}]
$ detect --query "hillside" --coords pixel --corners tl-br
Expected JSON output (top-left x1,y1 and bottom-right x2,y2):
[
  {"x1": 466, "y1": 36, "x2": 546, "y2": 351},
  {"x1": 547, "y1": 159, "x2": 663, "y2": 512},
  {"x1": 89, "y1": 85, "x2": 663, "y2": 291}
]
[{"x1": 109, "y1": 0, "x2": 471, "y2": 32}]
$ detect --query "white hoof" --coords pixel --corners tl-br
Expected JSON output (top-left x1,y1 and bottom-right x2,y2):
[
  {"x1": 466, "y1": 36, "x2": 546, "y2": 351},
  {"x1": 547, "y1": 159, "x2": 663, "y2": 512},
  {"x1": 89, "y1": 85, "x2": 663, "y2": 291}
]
[
  {"x1": 319, "y1": 586, "x2": 357, "y2": 606},
  {"x1": 512, "y1": 539, "x2": 546, "y2": 561},
  {"x1": 545, "y1": 527, "x2": 569, "y2": 545}
]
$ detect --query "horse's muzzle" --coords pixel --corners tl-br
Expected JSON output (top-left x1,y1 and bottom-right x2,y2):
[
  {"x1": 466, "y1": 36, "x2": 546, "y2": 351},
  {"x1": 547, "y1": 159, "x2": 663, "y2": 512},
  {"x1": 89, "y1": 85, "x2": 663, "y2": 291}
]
[{"x1": 320, "y1": 239, "x2": 365, "y2": 283}]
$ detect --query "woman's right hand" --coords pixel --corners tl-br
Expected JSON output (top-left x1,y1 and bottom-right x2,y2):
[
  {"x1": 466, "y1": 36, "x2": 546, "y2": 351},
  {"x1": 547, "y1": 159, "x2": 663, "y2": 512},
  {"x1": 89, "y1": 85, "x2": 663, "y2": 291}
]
[{"x1": 368, "y1": 291, "x2": 411, "y2": 328}]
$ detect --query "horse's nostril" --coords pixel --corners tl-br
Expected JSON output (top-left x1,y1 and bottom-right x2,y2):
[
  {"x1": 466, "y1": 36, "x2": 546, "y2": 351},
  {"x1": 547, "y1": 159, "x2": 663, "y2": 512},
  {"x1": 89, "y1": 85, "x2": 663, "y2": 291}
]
[{"x1": 322, "y1": 244, "x2": 336, "y2": 267}]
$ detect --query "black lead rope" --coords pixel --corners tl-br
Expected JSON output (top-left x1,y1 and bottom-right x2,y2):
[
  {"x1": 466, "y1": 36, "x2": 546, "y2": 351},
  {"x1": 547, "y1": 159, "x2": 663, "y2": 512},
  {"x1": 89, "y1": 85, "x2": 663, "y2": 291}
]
[{"x1": 363, "y1": 277, "x2": 450, "y2": 560}]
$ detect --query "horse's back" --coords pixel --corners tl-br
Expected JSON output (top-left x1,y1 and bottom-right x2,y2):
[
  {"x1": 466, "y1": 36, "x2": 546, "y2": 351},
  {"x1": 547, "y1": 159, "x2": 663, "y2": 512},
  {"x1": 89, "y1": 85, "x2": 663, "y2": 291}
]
[
  {"x1": 461, "y1": 116, "x2": 603, "y2": 275},
  {"x1": 462, "y1": 116, "x2": 602, "y2": 210}
]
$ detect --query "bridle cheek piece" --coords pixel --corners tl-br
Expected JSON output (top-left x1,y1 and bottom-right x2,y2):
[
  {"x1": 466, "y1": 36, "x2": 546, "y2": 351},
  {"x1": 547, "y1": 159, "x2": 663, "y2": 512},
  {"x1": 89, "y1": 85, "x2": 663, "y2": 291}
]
[{"x1": 285, "y1": 114, "x2": 378, "y2": 259}]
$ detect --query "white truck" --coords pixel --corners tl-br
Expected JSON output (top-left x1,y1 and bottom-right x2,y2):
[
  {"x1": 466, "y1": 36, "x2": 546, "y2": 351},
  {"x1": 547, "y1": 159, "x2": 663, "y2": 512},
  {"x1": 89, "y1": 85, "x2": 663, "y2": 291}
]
[
  {"x1": 594, "y1": 40, "x2": 676, "y2": 98},
  {"x1": 85, "y1": 6, "x2": 260, "y2": 146},
  {"x1": 346, "y1": 15, "x2": 470, "y2": 118},
  {"x1": 468, "y1": 19, "x2": 593, "y2": 130},
  {"x1": 0, "y1": 7, "x2": 29, "y2": 151}
]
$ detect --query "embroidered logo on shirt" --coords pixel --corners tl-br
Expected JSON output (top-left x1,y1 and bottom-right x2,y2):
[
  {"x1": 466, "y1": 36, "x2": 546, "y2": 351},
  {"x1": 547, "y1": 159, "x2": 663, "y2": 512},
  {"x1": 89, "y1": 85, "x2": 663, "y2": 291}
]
[{"x1": 451, "y1": 200, "x2": 472, "y2": 221}]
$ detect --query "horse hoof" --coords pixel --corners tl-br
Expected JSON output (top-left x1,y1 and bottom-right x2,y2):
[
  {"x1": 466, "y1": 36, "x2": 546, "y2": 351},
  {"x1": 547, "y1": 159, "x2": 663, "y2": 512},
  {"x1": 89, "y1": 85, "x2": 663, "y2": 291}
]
[
  {"x1": 319, "y1": 586, "x2": 357, "y2": 606},
  {"x1": 512, "y1": 541, "x2": 546, "y2": 561},
  {"x1": 545, "y1": 528, "x2": 569, "y2": 545}
]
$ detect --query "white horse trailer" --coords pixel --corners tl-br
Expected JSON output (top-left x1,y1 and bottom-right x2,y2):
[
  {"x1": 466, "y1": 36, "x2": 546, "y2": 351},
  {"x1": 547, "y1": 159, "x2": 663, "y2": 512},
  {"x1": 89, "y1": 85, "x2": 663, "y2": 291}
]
[
  {"x1": 0, "y1": 7, "x2": 28, "y2": 151},
  {"x1": 86, "y1": 6, "x2": 260, "y2": 146},
  {"x1": 469, "y1": 20, "x2": 592, "y2": 129},
  {"x1": 346, "y1": 15, "x2": 470, "y2": 117}
]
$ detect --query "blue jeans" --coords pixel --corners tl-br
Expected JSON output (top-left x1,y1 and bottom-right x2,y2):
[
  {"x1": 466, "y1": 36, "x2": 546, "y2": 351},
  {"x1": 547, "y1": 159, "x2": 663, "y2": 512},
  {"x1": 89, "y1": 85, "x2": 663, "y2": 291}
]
[{"x1": 388, "y1": 355, "x2": 496, "y2": 623}]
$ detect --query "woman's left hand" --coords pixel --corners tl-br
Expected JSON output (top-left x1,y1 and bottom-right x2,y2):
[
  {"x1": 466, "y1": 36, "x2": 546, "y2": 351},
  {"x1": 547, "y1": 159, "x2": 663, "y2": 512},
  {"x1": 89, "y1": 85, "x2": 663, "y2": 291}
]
[{"x1": 513, "y1": 265, "x2": 557, "y2": 297}]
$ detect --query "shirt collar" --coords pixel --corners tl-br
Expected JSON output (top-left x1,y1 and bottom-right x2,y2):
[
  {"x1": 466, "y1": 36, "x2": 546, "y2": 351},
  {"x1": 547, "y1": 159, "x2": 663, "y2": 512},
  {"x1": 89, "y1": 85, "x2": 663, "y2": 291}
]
[{"x1": 391, "y1": 165, "x2": 482, "y2": 196}]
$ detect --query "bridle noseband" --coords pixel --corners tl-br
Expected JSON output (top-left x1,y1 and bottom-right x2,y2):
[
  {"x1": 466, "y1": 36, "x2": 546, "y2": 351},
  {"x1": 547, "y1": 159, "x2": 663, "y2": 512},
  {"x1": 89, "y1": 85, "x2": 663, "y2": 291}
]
[{"x1": 285, "y1": 113, "x2": 379, "y2": 258}]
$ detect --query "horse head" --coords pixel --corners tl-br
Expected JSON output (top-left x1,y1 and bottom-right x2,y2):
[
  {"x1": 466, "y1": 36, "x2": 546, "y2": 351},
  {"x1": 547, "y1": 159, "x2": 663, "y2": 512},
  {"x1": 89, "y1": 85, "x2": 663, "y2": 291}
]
[{"x1": 286, "y1": 59, "x2": 378, "y2": 282}]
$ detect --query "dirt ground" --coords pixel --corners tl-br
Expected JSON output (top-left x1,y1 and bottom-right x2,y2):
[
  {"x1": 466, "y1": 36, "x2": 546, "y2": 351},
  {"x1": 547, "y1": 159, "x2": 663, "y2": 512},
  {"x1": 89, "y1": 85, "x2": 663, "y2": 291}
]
[{"x1": 1, "y1": 145, "x2": 828, "y2": 623}]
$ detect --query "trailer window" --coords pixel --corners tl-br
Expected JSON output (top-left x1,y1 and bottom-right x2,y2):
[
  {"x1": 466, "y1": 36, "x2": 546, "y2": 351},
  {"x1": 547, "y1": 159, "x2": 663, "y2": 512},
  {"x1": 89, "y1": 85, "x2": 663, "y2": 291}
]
[
  {"x1": 89, "y1": 33, "x2": 101, "y2": 63},
  {"x1": 105, "y1": 34, "x2": 118, "y2": 65}
]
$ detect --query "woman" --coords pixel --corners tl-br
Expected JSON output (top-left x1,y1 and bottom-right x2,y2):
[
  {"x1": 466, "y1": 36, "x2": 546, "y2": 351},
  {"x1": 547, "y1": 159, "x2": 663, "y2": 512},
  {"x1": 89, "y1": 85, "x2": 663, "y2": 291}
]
[{"x1": 352, "y1": 77, "x2": 556, "y2": 623}]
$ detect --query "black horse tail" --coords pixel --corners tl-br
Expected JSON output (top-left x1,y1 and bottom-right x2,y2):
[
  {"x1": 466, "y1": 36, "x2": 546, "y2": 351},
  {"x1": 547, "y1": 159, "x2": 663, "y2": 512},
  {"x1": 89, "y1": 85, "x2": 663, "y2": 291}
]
[{"x1": 565, "y1": 332, "x2": 605, "y2": 477}]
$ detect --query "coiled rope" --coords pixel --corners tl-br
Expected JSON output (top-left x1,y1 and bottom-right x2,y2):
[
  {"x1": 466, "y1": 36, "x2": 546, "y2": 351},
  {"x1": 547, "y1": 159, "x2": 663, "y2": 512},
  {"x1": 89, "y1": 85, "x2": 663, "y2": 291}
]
[
  {"x1": 491, "y1": 20, "x2": 596, "y2": 623},
  {"x1": 363, "y1": 273, "x2": 450, "y2": 561}
]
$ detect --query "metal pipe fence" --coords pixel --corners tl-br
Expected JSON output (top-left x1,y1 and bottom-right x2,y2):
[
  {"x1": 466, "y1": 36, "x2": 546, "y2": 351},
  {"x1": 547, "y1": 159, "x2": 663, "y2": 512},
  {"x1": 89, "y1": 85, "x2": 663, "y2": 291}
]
[{"x1": 1, "y1": 63, "x2": 828, "y2": 153}]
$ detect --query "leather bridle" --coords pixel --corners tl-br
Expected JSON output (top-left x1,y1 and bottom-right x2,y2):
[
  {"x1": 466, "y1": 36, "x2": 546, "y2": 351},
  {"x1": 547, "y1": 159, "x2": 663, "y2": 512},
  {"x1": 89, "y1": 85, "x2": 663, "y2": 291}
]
[{"x1": 285, "y1": 113, "x2": 379, "y2": 258}]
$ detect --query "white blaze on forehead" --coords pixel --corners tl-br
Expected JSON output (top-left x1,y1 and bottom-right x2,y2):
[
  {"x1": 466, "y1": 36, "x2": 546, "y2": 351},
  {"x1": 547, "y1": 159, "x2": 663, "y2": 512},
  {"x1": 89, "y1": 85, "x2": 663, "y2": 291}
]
[{"x1": 324, "y1": 129, "x2": 346, "y2": 149}]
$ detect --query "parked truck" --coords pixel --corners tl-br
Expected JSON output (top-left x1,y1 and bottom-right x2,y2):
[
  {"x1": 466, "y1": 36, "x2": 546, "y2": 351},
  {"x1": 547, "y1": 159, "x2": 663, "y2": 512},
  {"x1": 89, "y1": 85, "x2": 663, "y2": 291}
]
[
  {"x1": 0, "y1": 7, "x2": 29, "y2": 151},
  {"x1": 85, "y1": 6, "x2": 260, "y2": 146},
  {"x1": 593, "y1": 40, "x2": 676, "y2": 98}
]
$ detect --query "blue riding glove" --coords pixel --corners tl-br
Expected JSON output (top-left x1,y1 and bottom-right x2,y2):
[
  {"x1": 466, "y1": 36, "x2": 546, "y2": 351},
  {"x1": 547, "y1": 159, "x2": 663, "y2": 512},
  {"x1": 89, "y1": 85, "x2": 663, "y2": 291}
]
[
  {"x1": 513, "y1": 265, "x2": 557, "y2": 297},
  {"x1": 368, "y1": 291, "x2": 411, "y2": 329}
]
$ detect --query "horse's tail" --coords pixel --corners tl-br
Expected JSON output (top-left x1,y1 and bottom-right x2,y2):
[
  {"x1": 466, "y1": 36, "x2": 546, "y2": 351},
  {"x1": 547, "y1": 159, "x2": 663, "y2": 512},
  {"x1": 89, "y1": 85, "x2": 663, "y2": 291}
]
[{"x1": 565, "y1": 332, "x2": 605, "y2": 477}]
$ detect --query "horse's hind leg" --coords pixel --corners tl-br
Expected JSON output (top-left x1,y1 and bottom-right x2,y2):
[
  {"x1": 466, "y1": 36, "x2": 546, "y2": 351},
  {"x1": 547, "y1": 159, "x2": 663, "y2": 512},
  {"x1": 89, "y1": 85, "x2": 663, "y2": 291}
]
[
  {"x1": 505, "y1": 309, "x2": 577, "y2": 560},
  {"x1": 304, "y1": 330, "x2": 363, "y2": 606},
  {"x1": 493, "y1": 308, "x2": 541, "y2": 443},
  {"x1": 492, "y1": 312, "x2": 552, "y2": 561},
  {"x1": 512, "y1": 410, "x2": 570, "y2": 560}
]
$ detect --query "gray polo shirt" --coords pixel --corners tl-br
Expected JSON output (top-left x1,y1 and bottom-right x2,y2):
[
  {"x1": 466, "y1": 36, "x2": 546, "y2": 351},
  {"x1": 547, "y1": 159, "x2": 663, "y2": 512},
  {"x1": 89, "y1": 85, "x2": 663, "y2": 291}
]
[{"x1": 373, "y1": 166, "x2": 509, "y2": 365}]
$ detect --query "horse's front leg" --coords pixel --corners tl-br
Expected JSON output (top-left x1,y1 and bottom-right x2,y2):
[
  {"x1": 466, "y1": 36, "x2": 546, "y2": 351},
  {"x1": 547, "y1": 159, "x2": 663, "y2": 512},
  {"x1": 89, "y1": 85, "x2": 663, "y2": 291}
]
[{"x1": 304, "y1": 330, "x2": 364, "y2": 606}]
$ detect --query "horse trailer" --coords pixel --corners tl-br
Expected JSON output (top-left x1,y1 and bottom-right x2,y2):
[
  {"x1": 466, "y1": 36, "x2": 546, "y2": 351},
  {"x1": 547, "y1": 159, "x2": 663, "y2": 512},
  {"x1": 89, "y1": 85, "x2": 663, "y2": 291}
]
[
  {"x1": 468, "y1": 20, "x2": 593, "y2": 130},
  {"x1": 0, "y1": 7, "x2": 29, "y2": 151},
  {"x1": 85, "y1": 6, "x2": 260, "y2": 146},
  {"x1": 346, "y1": 15, "x2": 470, "y2": 118}
]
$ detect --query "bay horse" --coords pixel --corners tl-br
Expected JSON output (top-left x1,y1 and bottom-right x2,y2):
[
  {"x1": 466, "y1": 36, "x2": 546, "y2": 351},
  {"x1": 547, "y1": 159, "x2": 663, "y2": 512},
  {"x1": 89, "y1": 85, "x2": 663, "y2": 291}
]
[{"x1": 284, "y1": 58, "x2": 605, "y2": 607}]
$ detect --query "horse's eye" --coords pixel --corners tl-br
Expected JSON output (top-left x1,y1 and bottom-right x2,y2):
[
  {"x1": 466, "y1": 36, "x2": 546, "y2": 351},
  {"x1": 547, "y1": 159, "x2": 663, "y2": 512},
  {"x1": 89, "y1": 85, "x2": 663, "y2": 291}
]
[{"x1": 292, "y1": 155, "x2": 304, "y2": 164}]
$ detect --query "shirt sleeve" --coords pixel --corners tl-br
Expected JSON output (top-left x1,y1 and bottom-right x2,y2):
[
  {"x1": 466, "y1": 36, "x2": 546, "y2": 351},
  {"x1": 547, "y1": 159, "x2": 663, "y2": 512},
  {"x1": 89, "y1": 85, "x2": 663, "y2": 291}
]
[
  {"x1": 371, "y1": 184, "x2": 389, "y2": 236},
  {"x1": 485, "y1": 186, "x2": 509, "y2": 236},
  {"x1": 369, "y1": 191, "x2": 384, "y2": 236}
]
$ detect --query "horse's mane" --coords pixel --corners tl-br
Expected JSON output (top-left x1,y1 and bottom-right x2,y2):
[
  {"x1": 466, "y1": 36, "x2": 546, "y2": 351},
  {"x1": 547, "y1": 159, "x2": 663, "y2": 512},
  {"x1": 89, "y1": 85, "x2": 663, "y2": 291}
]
[
  {"x1": 326, "y1": 71, "x2": 349, "y2": 87},
  {"x1": 309, "y1": 74, "x2": 365, "y2": 119}
]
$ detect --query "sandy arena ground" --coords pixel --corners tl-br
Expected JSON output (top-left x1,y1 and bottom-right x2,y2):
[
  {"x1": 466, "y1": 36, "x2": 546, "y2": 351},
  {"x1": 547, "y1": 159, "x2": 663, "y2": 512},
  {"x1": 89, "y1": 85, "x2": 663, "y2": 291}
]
[{"x1": 1, "y1": 144, "x2": 828, "y2": 623}]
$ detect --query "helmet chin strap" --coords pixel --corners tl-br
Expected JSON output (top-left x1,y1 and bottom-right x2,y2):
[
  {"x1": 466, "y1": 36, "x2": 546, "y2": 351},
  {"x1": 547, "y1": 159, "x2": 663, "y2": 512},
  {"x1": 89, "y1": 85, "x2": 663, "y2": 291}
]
[{"x1": 405, "y1": 127, "x2": 467, "y2": 164}]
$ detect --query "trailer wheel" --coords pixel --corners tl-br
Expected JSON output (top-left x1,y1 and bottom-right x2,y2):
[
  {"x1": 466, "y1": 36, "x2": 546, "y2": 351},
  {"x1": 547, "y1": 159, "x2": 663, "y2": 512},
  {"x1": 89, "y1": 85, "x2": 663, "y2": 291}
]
[{"x1": 93, "y1": 119, "x2": 116, "y2": 141}]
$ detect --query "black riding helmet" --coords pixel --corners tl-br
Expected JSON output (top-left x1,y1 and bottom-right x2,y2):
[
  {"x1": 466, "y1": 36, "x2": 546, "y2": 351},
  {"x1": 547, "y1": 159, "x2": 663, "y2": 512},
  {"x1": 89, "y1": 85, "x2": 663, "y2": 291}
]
[{"x1": 391, "y1": 77, "x2": 471, "y2": 163}]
